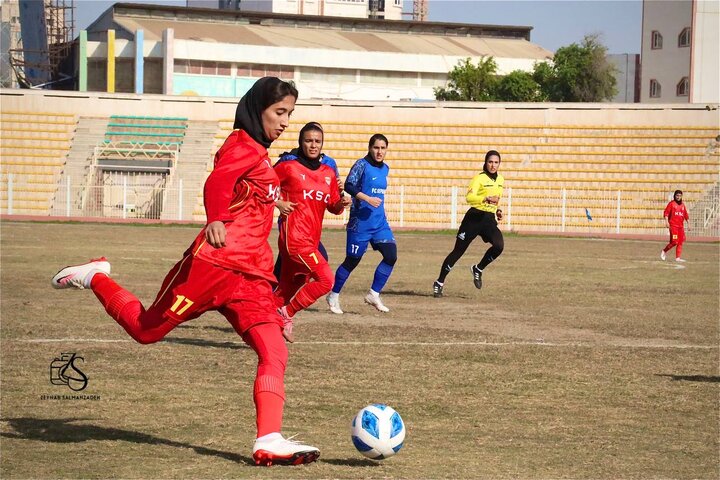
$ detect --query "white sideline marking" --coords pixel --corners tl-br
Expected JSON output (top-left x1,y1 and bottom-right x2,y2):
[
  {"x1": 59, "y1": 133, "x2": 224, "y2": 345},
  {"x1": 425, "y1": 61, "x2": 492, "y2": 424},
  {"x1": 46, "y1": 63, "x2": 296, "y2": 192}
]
[{"x1": 16, "y1": 338, "x2": 717, "y2": 350}]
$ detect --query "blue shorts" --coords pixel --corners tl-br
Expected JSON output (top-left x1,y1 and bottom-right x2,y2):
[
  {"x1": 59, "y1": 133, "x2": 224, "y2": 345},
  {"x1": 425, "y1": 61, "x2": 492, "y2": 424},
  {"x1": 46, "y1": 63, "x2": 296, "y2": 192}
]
[{"x1": 346, "y1": 226, "x2": 395, "y2": 257}]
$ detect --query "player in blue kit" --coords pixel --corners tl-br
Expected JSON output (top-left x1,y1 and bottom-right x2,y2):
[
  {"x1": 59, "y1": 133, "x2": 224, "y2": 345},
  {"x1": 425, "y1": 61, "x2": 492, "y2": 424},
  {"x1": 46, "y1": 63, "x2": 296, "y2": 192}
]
[{"x1": 326, "y1": 134, "x2": 396, "y2": 314}]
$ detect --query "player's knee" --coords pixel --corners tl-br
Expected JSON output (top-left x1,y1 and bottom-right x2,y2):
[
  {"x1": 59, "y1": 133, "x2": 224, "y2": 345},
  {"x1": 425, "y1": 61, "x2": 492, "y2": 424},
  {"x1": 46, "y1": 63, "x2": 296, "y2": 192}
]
[
  {"x1": 493, "y1": 241, "x2": 504, "y2": 255},
  {"x1": 131, "y1": 331, "x2": 164, "y2": 345},
  {"x1": 341, "y1": 255, "x2": 362, "y2": 272},
  {"x1": 378, "y1": 243, "x2": 397, "y2": 266},
  {"x1": 317, "y1": 273, "x2": 334, "y2": 295}
]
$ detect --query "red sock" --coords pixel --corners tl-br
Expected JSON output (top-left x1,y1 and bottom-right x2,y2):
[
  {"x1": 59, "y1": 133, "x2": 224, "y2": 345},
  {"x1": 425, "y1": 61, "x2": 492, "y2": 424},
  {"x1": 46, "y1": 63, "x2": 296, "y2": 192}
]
[
  {"x1": 254, "y1": 375, "x2": 285, "y2": 437},
  {"x1": 676, "y1": 243, "x2": 683, "y2": 258},
  {"x1": 90, "y1": 274, "x2": 168, "y2": 344}
]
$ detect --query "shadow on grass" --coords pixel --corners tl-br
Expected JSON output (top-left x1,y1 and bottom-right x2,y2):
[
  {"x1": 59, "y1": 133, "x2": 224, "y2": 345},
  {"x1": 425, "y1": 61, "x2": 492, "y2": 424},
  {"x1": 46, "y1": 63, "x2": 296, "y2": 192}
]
[
  {"x1": 1, "y1": 417, "x2": 253, "y2": 464},
  {"x1": 162, "y1": 337, "x2": 249, "y2": 350},
  {"x1": 383, "y1": 289, "x2": 471, "y2": 299},
  {"x1": 382, "y1": 289, "x2": 435, "y2": 298},
  {"x1": 656, "y1": 374, "x2": 720, "y2": 383},
  {"x1": 176, "y1": 324, "x2": 236, "y2": 334},
  {"x1": 321, "y1": 457, "x2": 380, "y2": 467}
]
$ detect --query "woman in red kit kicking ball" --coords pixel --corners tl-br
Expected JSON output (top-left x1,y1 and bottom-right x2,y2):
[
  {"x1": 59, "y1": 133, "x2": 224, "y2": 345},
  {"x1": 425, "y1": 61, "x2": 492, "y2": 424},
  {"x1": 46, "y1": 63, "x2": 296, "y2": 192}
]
[{"x1": 51, "y1": 77, "x2": 320, "y2": 467}]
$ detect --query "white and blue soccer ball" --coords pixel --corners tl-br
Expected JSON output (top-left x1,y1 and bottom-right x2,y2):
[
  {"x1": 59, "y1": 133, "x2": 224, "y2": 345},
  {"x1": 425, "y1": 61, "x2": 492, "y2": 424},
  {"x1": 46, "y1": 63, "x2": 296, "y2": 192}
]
[{"x1": 350, "y1": 404, "x2": 405, "y2": 460}]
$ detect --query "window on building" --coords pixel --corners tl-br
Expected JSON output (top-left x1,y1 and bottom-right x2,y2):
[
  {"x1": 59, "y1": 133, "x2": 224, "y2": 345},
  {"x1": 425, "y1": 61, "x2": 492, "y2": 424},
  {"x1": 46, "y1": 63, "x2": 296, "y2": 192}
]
[
  {"x1": 394, "y1": 0, "x2": 401, "y2": 5},
  {"x1": 649, "y1": 79, "x2": 661, "y2": 98},
  {"x1": 676, "y1": 77, "x2": 689, "y2": 96},
  {"x1": 678, "y1": 27, "x2": 691, "y2": 47},
  {"x1": 651, "y1": 30, "x2": 663, "y2": 49}
]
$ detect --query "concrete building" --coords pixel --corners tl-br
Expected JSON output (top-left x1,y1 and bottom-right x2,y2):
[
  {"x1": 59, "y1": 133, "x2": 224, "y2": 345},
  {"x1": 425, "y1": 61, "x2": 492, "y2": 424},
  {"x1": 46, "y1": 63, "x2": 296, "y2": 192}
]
[
  {"x1": 640, "y1": 0, "x2": 719, "y2": 103},
  {"x1": 188, "y1": 0, "x2": 405, "y2": 20},
  {"x1": 79, "y1": 2, "x2": 552, "y2": 101},
  {"x1": 608, "y1": 53, "x2": 640, "y2": 103}
]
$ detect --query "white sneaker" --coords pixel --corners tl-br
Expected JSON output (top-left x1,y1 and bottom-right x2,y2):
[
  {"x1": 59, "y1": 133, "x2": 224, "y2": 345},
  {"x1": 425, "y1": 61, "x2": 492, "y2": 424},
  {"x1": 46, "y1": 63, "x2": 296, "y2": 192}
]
[
  {"x1": 364, "y1": 291, "x2": 390, "y2": 313},
  {"x1": 660, "y1": 250, "x2": 666, "y2": 261},
  {"x1": 277, "y1": 306, "x2": 294, "y2": 343},
  {"x1": 326, "y1": 292, "x2": 343, "y2": 315},
  {"x1": 51, "y1": 257, "x2": 111, "y2": 289},
  {"x1": 675, "y1": 257, "x2": 686, "y2": 262},
  {"x1": 252, "y1": 433, "x2": 320, "y2": 466}
]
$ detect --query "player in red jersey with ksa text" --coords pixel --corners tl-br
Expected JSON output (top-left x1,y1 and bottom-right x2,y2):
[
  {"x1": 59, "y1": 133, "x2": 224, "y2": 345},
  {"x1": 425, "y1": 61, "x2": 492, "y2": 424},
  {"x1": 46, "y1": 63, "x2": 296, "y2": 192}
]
[
  {"x1": 661, "y1": 189, "x2": 690, "y2": 262},
  {"x1": 273, "y1": 122, "x2": 350, "y2": 341},
  {"x1": 51, "y1": 77, "x2": 321, "y2": 467}
]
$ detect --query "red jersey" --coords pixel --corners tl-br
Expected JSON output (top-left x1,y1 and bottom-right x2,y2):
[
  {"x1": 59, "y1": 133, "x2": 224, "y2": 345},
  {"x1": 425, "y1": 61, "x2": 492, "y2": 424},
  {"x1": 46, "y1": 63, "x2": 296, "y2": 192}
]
[
  {"x1": 663, "y1": 200, "x2": 689, "y2": 229},
  {"x1": 190, "y1": 130, "x2": 280, "y2": 282},
  {"x1": 275, "y1": 160, "x2": 344, "y2": 254}
]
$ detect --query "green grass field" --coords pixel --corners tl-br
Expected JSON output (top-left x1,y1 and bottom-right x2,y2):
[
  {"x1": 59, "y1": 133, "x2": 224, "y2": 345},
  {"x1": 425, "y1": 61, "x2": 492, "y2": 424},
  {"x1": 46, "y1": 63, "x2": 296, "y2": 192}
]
[{"x1": 1, "y1": 222, "x2": 718, "y2": 479}]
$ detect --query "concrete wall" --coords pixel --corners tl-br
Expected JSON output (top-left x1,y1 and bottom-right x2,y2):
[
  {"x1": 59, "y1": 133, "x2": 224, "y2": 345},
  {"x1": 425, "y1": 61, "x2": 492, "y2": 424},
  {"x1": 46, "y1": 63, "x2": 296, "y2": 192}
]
[
  {"x1": 641, "y1": 0, "x2": 693, "y2": 103},
  {"x1": 608, "y1": 54, "x2": 639, "y2": 103},
  {"x1": 692, "y1": 0, "x2": 720, "y2": 103},
  {"x1": 2, "y1": 88, "x2": 717, "y2": 127}
]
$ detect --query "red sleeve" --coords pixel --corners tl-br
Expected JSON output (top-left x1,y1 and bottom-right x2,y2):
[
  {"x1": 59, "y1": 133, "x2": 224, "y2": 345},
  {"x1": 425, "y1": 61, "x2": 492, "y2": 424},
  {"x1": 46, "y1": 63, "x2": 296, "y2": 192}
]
[
  {"x1": 663, "y1": 202, "x2": 672, "y2": 218},
  {"x1": 274, "y1": 162, "x2": 292, "y2": 195},
  {"x1": 204, "y1": 144, "x2": 259, "y2": 224},
  {"x1": 326, "y1": 170, "x2": 344, "y2": 215},
  {"x1": 684, "y1": 205, "x2": 690, "y2": 221}
]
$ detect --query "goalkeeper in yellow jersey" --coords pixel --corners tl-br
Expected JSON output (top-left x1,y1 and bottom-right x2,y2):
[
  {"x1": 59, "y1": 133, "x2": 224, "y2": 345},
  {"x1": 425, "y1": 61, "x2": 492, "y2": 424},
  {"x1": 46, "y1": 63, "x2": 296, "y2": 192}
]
[{"x1": 433, "y1": 150, "x2": 504, "y2": 297}]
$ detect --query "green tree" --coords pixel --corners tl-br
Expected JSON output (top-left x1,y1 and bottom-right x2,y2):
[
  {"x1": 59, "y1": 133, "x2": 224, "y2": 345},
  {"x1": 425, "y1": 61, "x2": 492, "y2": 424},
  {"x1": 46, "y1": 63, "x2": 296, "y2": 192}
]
[
  {"x1": 435, "y1": 35, "x2": 618, "y2": 103},
  {"x1": 434, "y1": 57, "x2": 499, "y2": 101},
  {"x1": 544, "y1": 34, "x2": 618, "y2": 102},
  {"x1": 494, "y1": 70, "x2": 543, "y2": 102}
]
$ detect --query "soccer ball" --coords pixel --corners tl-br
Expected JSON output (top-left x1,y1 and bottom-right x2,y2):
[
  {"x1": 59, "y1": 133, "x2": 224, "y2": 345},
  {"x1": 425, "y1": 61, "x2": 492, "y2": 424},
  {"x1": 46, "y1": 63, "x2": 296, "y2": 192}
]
[{"x1": 350, "y1": 404, "x2": 405, "y2": 460}]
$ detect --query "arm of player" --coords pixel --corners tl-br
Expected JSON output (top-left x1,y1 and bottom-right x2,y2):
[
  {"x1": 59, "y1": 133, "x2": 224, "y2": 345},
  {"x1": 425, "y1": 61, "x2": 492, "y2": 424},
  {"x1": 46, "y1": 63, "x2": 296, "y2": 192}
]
[
  {"x1": 204, "y1": 144, "x2": 257, "y2": 224},
  {"x1": 344, "y1": 160, "x2": 381, "y2": 207},
  {"x1": 327, "y1": 172, "x2": 347, "y2": 215},
  {"x1": 203, "y1": 144, "x2": 259, "y2": 247},
  {"x1": 273, "y1": 162, "x2": 297, "y2": 216},
  {"x1": 465, "y1": 174, "x2": 486, "y2": 205}
]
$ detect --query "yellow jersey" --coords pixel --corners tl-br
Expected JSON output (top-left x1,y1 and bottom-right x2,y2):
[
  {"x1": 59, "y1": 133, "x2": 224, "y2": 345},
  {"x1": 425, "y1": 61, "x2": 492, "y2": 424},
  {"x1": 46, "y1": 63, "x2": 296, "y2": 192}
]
[{"x1": 466, "y1": 172, "x2": 504, "y2": 214}]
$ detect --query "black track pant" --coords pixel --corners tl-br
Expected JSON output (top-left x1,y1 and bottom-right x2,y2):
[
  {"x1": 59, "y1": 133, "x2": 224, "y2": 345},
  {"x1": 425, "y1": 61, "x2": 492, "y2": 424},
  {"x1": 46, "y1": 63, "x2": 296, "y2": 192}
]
[{"x1": 437, "y1": 208, "x2": 504, "y2": 283}]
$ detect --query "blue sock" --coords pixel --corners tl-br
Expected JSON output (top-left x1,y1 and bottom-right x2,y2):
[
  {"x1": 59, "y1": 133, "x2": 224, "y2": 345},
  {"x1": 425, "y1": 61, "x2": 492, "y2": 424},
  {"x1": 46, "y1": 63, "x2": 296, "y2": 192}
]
[
  {"x1": 332, "y1": 265, "x2": 351, "y2": 294},
  {"x1": 371, "y1": 261, "x2": 394, "y2": 293}
]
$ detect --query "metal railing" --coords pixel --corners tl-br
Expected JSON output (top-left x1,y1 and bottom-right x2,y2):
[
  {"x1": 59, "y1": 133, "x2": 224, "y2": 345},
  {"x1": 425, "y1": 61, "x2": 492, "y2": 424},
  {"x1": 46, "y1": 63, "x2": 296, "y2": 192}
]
[{"x1": 2, "y1": 173, "x2": 718, "y2": 237}]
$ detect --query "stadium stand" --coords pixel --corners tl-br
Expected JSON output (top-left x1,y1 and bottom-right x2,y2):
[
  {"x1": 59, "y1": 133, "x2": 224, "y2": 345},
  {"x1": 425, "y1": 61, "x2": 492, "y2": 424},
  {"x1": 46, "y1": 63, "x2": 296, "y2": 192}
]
[
  {"x1": 194, "y1": 120, "x2": 719, "y2": 234},
  {"x1": 0, "y1": 111, "x2": 77, "y2": 215},
  {"x1": 81, "y1": 116, "x2": 189, "y2": 219}
]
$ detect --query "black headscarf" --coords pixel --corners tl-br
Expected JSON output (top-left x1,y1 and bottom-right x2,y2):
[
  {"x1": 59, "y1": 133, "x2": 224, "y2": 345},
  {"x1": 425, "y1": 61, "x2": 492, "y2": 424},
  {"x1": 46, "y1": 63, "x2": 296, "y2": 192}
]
[
  {"x1": 482, "y1": 150, "x2": 501, "y2": 180},
  {"x1": 293, "y1": 122, "x2": 324, "y2": 170},
  {"x1": 233, "y1": 77, "x2": 293, "y2": 149},
  {"x1": 674, "y1": 189, "x2": 683, "y2": 204}
]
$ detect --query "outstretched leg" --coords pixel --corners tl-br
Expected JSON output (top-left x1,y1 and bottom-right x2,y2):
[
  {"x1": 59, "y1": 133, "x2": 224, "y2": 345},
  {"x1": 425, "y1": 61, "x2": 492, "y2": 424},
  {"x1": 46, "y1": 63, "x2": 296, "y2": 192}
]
[{"x1": 53, "y1": 255, "x2": 228, "y2": 344}]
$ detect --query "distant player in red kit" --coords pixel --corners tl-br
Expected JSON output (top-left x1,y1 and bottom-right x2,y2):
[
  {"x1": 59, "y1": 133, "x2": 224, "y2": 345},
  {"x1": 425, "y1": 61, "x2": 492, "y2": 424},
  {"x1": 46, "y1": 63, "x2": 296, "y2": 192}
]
[
  {"x1": 661, "y1": 189, "x2": 690, "y2": 262},
  {"x1": 273, "y1": 122, "x2": 350, "y2": 342},
  {"x1": 50, "y1": 77, "x2": 321, "y2": 466}
]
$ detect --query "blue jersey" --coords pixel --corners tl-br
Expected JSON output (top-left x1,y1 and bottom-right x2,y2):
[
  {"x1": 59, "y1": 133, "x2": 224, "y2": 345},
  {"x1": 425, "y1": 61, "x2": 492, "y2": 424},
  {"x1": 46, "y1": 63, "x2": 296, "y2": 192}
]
[{"x1": 344, "y1": 156, "x2": 390, "y2": 233}]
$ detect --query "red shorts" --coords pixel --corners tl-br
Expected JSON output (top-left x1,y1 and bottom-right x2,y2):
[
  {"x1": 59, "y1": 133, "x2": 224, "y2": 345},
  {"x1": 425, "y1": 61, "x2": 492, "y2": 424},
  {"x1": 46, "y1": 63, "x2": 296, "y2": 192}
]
[
  {"x1": 669, "y1": 226, "x2": 685, "y2": 244},
  {"x1": 275, "y1": 249, "x2": 333, "y2": 305},
  {"x1": 148, "y1": 254, "x2": 282, "y2": 335}
]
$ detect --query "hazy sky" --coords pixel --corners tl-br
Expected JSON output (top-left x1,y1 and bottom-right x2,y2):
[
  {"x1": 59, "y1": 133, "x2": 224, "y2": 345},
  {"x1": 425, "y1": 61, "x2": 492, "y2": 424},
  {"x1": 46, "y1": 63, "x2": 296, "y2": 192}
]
[{"x1": 74, "y1": 0, "x2": 642, "y2": 54}]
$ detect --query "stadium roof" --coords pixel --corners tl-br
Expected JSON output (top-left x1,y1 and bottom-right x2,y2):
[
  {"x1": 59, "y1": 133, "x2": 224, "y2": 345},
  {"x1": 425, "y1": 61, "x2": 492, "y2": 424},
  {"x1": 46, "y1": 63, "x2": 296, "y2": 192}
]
[{"x1": 87, "y1": 3, "x2": 553, "y2": 60}]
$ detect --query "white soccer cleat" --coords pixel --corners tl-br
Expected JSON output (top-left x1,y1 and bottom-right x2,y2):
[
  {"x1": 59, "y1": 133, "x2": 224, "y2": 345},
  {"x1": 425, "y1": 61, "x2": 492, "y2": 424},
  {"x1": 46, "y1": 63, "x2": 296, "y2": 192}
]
[
  {"x1": 277, "y1": 306, "x2": 294, "y2": 343},
  {"x1": 252, "y1": 433, "x2": 320, "y2": 466},
  {"x1": 326, "y1": 292, "x2": 343, "y2": 315},
  {"x1": 675, "y1": 257, "x2": 686, "y2": 262},
  {"x1": 364, "y1": 291, "x2": 390, "y2": 313},
  {"x1": 51, "y1": 257, "x2": 111, "y2": 290},
  {"x1": 660, "y1": 250, "x2": 666, "y2": 261}
]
